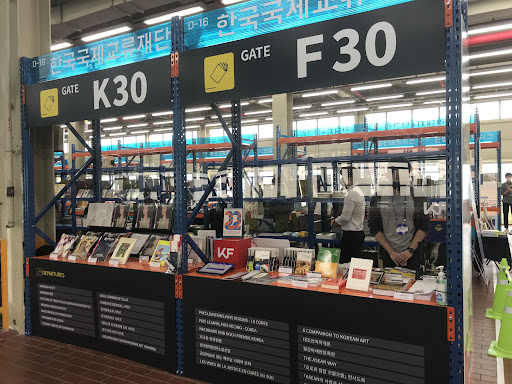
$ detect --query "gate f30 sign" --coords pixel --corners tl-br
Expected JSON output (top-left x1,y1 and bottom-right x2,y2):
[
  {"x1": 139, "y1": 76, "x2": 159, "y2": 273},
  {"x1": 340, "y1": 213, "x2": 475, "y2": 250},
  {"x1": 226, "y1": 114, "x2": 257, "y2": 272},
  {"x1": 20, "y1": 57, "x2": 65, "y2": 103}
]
[
  {"x1": 180, "y1": 0, "x2": 444, "y2": 107},
  {"x1": 25, "y1": 56, "x2": 172, "y2": 127}
]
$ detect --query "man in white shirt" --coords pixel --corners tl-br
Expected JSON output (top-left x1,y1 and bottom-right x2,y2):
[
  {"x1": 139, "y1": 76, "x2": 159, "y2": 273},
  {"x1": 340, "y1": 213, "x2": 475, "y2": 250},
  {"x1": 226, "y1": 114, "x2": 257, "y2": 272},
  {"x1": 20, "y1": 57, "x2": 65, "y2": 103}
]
[{"x1": 333, "y1": 167, "x2": 366, "y2": 263}]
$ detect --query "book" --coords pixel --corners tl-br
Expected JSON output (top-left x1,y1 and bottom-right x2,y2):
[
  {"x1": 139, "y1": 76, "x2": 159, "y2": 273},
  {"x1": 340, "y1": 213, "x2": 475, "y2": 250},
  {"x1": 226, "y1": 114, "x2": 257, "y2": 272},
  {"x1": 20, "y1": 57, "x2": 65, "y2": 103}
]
[
  {"x1": 373, "y1": 282, "x2": 408, "y2": 297},
  {"x1": 51, "y1": 234, "x2": 76, "y2": 258},
  {"x1": 155, "y1": 204, "x2": 173, "y2": 230},
  {"x1": 315, "y1": 248, "x2": 340, "y2": 278},
  {"x1": 321, "y1": 277, "x2": 347, "y2": 291},
  {"x1": 246, "y1": 273, "x2": 280, "y2": 285},
  {"x1": 370, "y1": 271, "x2": 385, "y2": 285},
  {"x1": 294, "y1": 251, "x2": 313, "y2": 275},
  {"x1": 254, "y1": 250, "x2": 271, "y2": 273},
  {"x1": 113, "y1": 204, "x2": 129, "y2": 228},
  {"x1": 188, "y1": 235, "x2": 207, "y2": 262},
  {"x1": 140, "y1": 234, "x2": 169, "y2": 259},
  {"x1": 71, "y1": 235, "x2": 99, "y2": 260},
  {"x1": 346, "y1": 258, "x2": 374, "y2": 292},
  {"x1": 150, "y1": 240, "x2": 171, "y2": 265},
  {"x1": 110, "y1": 237, "x2": 137, "y2": 264},
  {"x1": 407, "y1": 279, "x2": 436, "y2": 300},
  {"x1": 130, "y1": 233, "x2": 151, "y2": 255},
  {"x1": 136, "y1": 204, "x2": 156, "y2": 229},
  {"x1": 85, "y1": 203, "x2": 115, "y2": 227},
  {"x1": 89, "y1": 233, "x2": 118, "y2": 262}
]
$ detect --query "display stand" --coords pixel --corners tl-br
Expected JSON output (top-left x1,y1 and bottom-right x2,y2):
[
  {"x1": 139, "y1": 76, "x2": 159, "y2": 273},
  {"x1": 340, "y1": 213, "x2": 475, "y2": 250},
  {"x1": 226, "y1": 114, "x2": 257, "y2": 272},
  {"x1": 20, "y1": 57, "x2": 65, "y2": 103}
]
[{"x1": 21, "y1": 0, "x2": 470, "y2": 382}]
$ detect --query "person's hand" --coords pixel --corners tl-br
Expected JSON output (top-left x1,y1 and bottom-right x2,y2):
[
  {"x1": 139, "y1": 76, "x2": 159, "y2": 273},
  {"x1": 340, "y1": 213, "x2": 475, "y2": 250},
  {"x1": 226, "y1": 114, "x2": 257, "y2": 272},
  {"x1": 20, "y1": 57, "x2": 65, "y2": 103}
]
[
  {"x1": 330, "y1": 218, "x2": 336, "y2": 227},
  {"x1": 397, "y1": 249, "x2": 414, "y2": 266},
  {"x1": 389, "y1": 251, "x2": 402, "y2": 266}
]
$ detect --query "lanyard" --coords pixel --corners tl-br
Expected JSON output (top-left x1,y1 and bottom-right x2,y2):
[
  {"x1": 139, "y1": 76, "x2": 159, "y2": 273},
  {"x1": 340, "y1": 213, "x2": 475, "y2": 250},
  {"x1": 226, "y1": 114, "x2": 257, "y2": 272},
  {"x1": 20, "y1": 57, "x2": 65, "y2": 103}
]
[{"x1": 392, "y1": 196, "x2": 407, "y2": 225}]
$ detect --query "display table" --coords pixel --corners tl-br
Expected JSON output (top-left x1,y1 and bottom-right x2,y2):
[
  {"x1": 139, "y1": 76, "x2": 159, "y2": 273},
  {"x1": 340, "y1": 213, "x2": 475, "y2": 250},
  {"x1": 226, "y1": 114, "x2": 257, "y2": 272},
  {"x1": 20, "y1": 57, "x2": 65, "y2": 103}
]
[
  {"x1": 28, "y1": 256, "x2": 176, "y2": 372},
  {"x1": 182, "y1": 270, "x2": 449, "y2": 384}
]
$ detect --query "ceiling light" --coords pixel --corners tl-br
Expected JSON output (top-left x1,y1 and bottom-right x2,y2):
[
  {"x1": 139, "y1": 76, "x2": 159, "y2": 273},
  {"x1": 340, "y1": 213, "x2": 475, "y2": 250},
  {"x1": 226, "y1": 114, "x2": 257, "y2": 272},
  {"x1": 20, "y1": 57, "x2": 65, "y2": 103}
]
[
  {"x1": 423, "y1": 100, "x2": 445, "y2": 104},
  {"x1": 185, "y1": 117, "x2": 205, "y2": 121},
  {"x1": 337, "y1": 107, "x2": 368, "y2": 114},
  {"x1": 473, "y1": 92, "x2": 512, "y2": 100},
  {"x1": 222, "y1": 0, "x2": 245, "y2": 4},
  {"x1": 258, "y1": 98, "x2": 273, "y2": 103},
  {"x1": 152, "y1": 111, "x2": 173, "y2": 117},
  {"x1": 88, "y1": 136, "x2": 94, "y2": 139},
  {"x1": 205, "y1": 123, "x2": 222, "y2": 127},
  {"x1": 185, "y1": 106, "x2": 211, "y2": 113},
  {"x1": 406, "y1": 76, "x2": 445, "y2": 85},
  {"x1": 301, "y1": 90, "x2": 338, "y2": 98},
  {"x1": 60, "y1": 125, "x2": 67, "y2": 128},
  {"x1": 242, "y1": 119, "x2": 259, "y2": 123},
  {"x1": 351, "y1": 83, "x2": 392, "y2": 91},
  {"x1": 219, "y1": 102, "x2": 250, "y2": 108},
  {"x1": 212, "y1": 114, "x2": 231, "y2": 119},
  {"x1": 85, "y1": 129, "x2": 92, "y2": 133},
  {"x1": 127, "y1": 123, "x2": 147, "y2": 128},
  {"x1": 51, "y1": 42, "x2": 72, "y2": 51},
  {"x1": 416, "y1": 89, "x2": 446, "y2": 96},
  {"x1": 472, "y1": 81, "x2": 512, "y2": 90},
  {"x1": 293, "y1": 105, "x2": 312, "y2": 110},
  {"x1": 153, "y1": 120, "x2": 173, "y2": 125},
  {"x1": 110, "y1": 132, "x2": 127, "y2": 136},
  {"x1": 244, "y1": 109, "x2": 272, "y2": 115},
  {"x1": 265, "y1": 117, "x2": 273, "y2": 121},
  {"x1": 469, "y1": 22, "x2": 512, "y2": 36},
  {"x1": 86, "y1": 121, "x2": 91, "y2": 125},
  {"x1": 144, "y1": 6, "x2": 205, "y2": 25},
  {"x1": 470, "y1": 67, "x2": 512, "y2": 77},
  {"x1": 82, "y1": 26, "x2": 131, "y2": 42},
  {"x1": 469, "y1": 48, "x2": 512, "y2": 61},
  {"x1": 131, "y1": 130, "x2": 150, "y2": 134},
  {"x1": 378, "y1": 103, "x2": 413, "y2": 109},
  {"x1": 154, "y1": 128, "x2": 173, "y2": 132},
  {"x1": 187, "y1": 125, "x2": 200, "y2": 129},
  {"x1": 100, "y1": 118, "x2": 117, "y2": 123},
  {"x1": 123, "y1": 114, "x2": 145, "y2": 120},
  {"x1": 321, "y1": 100, "x2": 355, "y2": 107},
  {"x1": 103, "y1": 126, "x2": 123, "y2": 131},
  {"x1": 299, "y1": 112, "x2": 328, "y2": 117},
  {"x1": 366, "y1": 94, "x2": 404, "y2": 102}
]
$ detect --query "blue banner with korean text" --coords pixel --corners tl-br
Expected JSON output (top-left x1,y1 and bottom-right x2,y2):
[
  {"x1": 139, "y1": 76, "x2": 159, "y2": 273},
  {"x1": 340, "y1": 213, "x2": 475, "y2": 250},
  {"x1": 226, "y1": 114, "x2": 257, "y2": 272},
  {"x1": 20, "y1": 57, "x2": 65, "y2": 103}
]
[
  {"x1": 184, "y1": 0, "x2": 413, "y2": 49},
  {"x1": 30, "y1": 24, "x2": 172, "y2": 83}
]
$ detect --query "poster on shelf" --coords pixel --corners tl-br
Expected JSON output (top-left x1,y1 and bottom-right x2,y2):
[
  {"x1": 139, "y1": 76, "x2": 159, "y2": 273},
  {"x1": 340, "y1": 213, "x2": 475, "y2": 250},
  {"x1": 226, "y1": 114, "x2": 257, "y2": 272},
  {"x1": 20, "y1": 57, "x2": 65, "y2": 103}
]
[
  {"x1": 223, "y1": 208, "x2": 244, "y2": 238},
  {"x1": 180, "y1": 0, "x2": 444, "y2": 107}
]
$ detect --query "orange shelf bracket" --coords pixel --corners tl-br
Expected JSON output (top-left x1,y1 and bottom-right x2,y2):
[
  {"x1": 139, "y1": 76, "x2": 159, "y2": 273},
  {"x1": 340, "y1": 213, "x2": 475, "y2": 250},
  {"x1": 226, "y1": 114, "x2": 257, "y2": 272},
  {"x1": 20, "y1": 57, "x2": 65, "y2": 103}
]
[{"x1": 447, "y1": 306, "x2": 455, "y2": 341}]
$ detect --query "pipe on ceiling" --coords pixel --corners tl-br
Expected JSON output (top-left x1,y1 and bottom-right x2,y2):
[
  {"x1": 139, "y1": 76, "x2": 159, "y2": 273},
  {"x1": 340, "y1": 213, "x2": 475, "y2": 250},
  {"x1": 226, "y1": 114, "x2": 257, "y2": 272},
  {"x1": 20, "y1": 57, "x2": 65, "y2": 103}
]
[
  {"x1": 51, "y1": 0, "x2": 128, "y2": 25},
  {"x1": 468, "y1": 30, "x2": 512, "y2": 46}
]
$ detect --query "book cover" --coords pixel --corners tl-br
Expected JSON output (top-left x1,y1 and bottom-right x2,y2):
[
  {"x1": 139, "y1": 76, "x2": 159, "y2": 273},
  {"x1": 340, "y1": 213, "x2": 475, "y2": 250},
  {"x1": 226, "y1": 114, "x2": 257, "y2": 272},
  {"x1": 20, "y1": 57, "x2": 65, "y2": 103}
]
[
  {"x1": 321, "y1": 278, "x2": 347, "y2": 290},
  {"x1": 136, "y1": 204, "x2": 156, "y2": 229},
  {"x1": 346, "y1": 258, "x2": 374, "y2": 292},
  {"x1": 254, "y1": 250, "x2": 270, "y2": 273},
  {"x1": 71, "y1": 235, "x2": 99, "y2": 260},
  {"x1": 110, "y1": 237, "x2": 137, "y2": 264},
  {"x1": 150, "y1": 240, "x2": 171, "y2": 264},
  {"x1": 155, "y1": 204, "x2": 173, "y2": 230},
  {"x1": 86, "y1": 203, "x2": 115, "y2": 227},
  {"x1": 52, "y1": 234, "x2": 74, "y2": 258},
  {"x1": 141, "y1": 234, "x2": 169, "y2": 258},
  {"x1": 113, "y1": 204, "x2": 129, "y2": 228},
  {"x1": 373, "y1": 282, "x2": 407, "y2": 297},
  {"x1": 107, "y1": 233, "x2": 132, "y2": 258},
  {"x1": 370, "y1": 271, "x2": 385, "y2": 285},
  {"x1": 315, "y1": 248, "x2": 341, "y2": 278},
  {"x1": 294, "y1": 251, "x2": 313, "y2": 275},
  {"x1": 90, "y1": 233, "x2": 118, "y2": 262},
  {"x1": 130, "y1": 233, "x2": 151, "y2": 255}
]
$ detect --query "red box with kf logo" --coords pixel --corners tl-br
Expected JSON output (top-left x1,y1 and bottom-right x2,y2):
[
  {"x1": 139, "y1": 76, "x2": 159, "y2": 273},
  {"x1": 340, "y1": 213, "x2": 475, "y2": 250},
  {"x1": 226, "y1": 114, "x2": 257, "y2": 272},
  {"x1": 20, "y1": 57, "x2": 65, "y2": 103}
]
[{"x1": 213, "y1": 238, "x2": 252, "y2": 269}]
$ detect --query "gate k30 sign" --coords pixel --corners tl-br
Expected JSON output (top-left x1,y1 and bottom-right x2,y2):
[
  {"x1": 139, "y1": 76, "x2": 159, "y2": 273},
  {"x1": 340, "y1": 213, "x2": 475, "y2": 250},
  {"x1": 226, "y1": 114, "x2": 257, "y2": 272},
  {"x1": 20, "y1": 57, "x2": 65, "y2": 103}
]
[
  {"x1": 180, "y1": 0, "x2": 444, "y2": 107},
  {"x1": 25, "y1": 56, "x2": 172, "y2": 127}
]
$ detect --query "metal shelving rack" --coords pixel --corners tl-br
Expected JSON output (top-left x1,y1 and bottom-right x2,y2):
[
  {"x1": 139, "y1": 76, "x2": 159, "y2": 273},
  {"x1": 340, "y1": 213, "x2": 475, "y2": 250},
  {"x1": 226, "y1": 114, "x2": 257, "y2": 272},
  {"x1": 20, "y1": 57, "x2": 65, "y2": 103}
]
[{"x1": 21, "y1": 2, "x2": 470, "y2": 381}]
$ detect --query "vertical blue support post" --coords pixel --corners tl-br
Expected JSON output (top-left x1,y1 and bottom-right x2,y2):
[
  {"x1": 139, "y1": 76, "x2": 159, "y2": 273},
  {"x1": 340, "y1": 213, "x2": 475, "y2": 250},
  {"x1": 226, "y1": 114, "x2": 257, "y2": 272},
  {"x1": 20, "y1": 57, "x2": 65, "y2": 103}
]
[
  {"x1": 171, "y1": 15, "x2": 186, "y2": 377},
  {"x1": 498, "y1": 130, "x2": 502, "y2": 229},
  {"x1": 276, "y1": 125, "x2": 282, "y2": 197},
  {"x1": 232, "y1": 101, "x2": 243, "y2": 208},
  {"x1": 445, "y1": 0, "x2": 469, "y2": 381},
  {"x1": 363, "y1": 117, "x2": 368, "y2": 155},
  {"x1": 474, "y1": 112, "x2": 480, "y2": 217},
  {"x1": 21, "y1": 57, "x2": 34, "y2": 335},
  {"x1": 202, "y1": 162, "x2": 209, "y2": 230},
  {"x1": 91, "y1": 119, "x2": 102, "y2": 202},
  {"x1": 159, "y1": 165, "x2": 166, "y2": 203},
  {"x1": 332, "y1": 162, "x2": 338, "y2": 191},
  {"x1": 138, "y1": 153, "x2": 144, "y2": 202},
  {"x1": 71, "y1": 145, "x2": 77, "y2": 233},
  {"x1": 307, "y1": 157, "x2": 314, "y2": 249}
]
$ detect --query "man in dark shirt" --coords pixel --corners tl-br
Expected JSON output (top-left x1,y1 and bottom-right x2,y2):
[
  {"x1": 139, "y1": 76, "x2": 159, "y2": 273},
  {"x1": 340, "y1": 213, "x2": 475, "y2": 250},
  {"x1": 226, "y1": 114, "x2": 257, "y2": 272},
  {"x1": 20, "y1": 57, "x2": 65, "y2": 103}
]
[
  {"x1": 501, "y1": 173, "x2": 512, "y2": 230},
  {"x1": 368, "y1": 158, "x2": 430, "y2": 272}
]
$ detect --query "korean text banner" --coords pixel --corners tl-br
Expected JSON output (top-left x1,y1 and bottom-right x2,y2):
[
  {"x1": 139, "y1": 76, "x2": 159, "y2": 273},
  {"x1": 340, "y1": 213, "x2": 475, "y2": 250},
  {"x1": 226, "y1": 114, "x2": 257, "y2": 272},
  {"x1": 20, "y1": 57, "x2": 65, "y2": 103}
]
[
  {"x1": 180, "y1": 0, "x2": 444, "y2": 107},
  {"x1": 184, "y1": 0, "x2": 413, "y2": 49},
  {"x1": 30, "y1": 23, "x2": 172, "y2": 83},
  {"x1": 25, "y1": 56, "x2": 172, "y2": 127}
]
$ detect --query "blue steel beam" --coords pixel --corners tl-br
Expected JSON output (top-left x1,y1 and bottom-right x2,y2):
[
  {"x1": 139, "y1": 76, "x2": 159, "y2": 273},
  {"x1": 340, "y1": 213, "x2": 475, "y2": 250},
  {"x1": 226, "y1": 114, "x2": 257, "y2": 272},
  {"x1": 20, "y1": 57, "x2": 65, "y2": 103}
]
[
  {"x1": 66, "y1": 123, "x2": 94, "y2": 155},
  {"x1": 91, "y1": 119, "x2": 102, "y2": 202}
]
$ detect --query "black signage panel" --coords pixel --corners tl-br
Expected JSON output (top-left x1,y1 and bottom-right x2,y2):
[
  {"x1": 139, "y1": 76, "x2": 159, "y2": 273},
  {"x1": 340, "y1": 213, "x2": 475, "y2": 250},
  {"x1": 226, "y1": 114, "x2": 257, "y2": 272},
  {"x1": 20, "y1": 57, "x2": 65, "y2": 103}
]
[
  {"x1": 25, "y1": 56, "x2": 172, "y2": 127},
  {"x1": 180, "y1": 0, "x2": 445, "y2": 107},
  {"x1": 182, "y1": 275, "x2": 449, "y2": 384},
  {"x1": 29, "y1": 258, "x2": 176, "y2": 372}
]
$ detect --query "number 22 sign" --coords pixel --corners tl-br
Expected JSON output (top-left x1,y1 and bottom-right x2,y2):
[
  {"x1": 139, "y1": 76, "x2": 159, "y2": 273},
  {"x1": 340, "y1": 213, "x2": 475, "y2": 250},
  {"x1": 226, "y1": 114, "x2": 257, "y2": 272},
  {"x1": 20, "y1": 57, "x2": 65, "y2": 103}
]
[{"x1": 223, "y1": 208, "x2": 244, "y2": 237}]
